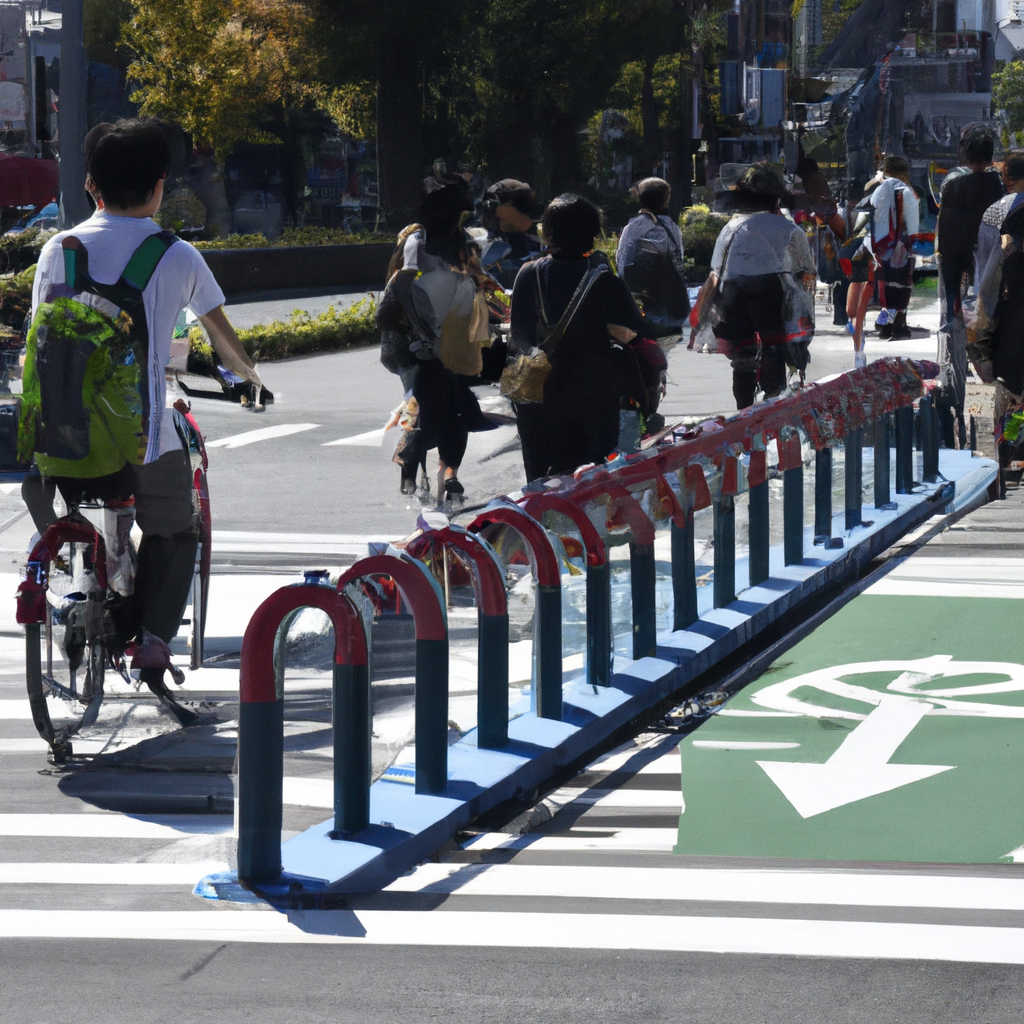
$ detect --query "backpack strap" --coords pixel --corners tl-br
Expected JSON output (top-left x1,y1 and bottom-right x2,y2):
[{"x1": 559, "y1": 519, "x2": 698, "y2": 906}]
[{"x1": 121, "y1": 230, "x2": 178, "y2": 291}]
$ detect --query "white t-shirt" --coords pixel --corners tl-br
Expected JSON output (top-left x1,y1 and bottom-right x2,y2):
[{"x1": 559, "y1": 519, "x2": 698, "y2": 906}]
[
  {"x1": 32, "y1": 211, "x2": 225, "y2": 463},
  {"x1": 711, "y1": 212, "x2": 814, "y2": 281}
]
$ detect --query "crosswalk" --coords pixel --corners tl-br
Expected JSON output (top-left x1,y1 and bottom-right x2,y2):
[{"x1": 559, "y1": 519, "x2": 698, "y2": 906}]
[{"x1": 4, "y1": 728, "x2": 1024, "y2": 962}]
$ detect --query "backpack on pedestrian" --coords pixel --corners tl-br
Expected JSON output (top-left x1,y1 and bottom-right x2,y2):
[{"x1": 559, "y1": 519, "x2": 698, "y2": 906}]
[{"x1": 19, "y1": 231, "x2": 177, "y2": 479}]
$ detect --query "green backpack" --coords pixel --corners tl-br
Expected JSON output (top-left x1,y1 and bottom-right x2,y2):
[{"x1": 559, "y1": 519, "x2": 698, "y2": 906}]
[{"x1": 19, "y1": 231, "x2": 178, "y2": 479}]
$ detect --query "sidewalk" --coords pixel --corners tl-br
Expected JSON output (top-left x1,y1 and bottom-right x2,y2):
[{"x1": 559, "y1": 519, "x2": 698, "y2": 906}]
[{"x1": 674, "y1": 481, "x2": 1024, "y2": 865}]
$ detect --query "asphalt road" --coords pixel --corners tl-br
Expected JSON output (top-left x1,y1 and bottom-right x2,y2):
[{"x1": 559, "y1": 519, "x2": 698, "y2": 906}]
[
  {"x1": 3, "y1": 284, "x2": 1019, "y2": 1023},
  {"x1": 195, "y1": 287, "x2": 944, "y2": 539}
]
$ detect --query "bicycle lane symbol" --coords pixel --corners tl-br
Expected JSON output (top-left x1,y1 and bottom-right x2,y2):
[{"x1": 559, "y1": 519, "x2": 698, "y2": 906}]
[{"x1": 739, "y1": 655, "x2": 1024, "y2": 818}]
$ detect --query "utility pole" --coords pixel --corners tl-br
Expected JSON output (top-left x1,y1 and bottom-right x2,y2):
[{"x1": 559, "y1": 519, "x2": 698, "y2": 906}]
[{"x1": 57, "y1": 0, "x2": 90, "y2": 229}]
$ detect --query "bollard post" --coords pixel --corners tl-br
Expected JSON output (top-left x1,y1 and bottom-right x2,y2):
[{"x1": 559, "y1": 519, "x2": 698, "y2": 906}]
[
  {"x1": 921, "y1": 395, "x2": 939, "y2": 483},
  {"x1": 238, "y1": 583, "x2": 366, "y2": 885},
  {"x1": 747, "y1": 448, "x2": 769, "y2": 588},
  {"x1": 535, "y1": 586, "x2": 562, "y2": 718},
  {"x1": 586, "y1": 561, "x2": 613, "y2": 686},
  {"x1": 469, "y1": 505, "x2": 564, "y2": 723},
  {"x1": 845, "y1": 428, "x2": 863, "y2": 530},
  {"x1": 629, "y1": 538, "x2": 657, "y2": 659},
  {"x1": 895, "y1": 405, "x2": 914, "y2": 493},
  {"x1": 333, "y1": 658, "x2": 370, "y2": 835},
  {"x1": 337, "y1": 554, "x2": 449, "y2": 797},
  {"x1": 970, "y1": 414, "x2": 977, "y2": 453},
  {"x1": 671, "y1": 511, "x2": 697, "y2": 629},
  {"x1": 874, "y1": 413, "x2": 892, "y2": 508},
  {"x1": 784, "y1": 465, "x2": 803, "y2": 565},
  {"x1": 713, "y1": 493, "x2": 735, "y2": 608},
  {"x1": 520, "y1": 493, "x2": 610, "y2": 690},
  {"x1": 814, "y1": 447, "x2": 833, "y2": 544}
]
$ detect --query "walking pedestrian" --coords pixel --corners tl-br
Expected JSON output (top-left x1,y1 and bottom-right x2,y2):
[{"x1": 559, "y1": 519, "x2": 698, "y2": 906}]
[
  {"x1": 702, "y1": 163, "x2": 815, "y2": 409},
  {"x1": 936, "y1": 125, "x2": 1003, "y2": 443},
  {"x1": 478, "y1": 178, "x2": 541, "y2": 291},
  {"x1": 867, "y1": 156, "x2": 919, "y2": 342},
  {"x1": 839, "y1": 180, "x2": 879, "y2": 369},
  {"x1": 616, "y1": 177, "x2": 690, "y2": 337},
  {"x1": 376, "y1": 181, "x2": 494, "y2": 502},
  {"x1": 509, "y1": 194, "x2": 645, "y2": 481}
]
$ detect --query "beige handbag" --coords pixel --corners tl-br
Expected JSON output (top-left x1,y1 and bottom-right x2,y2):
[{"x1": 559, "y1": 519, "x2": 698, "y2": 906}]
[{"x1": 500, "y1": 263, "x2": 605, "y2": 403}]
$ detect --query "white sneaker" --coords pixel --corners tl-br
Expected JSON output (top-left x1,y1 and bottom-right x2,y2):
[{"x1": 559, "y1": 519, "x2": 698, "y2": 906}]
[{"x1": 854, "y1": 350, "x2": 868, "y2": 369}]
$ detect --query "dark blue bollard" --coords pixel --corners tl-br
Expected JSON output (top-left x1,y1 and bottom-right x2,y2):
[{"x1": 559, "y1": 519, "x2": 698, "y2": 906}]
[
  {"x1": 586, "y1": 561, "x2": 613, "y2": 687},
  {"x1": 671, "y1": 513, "x2": 698, "y2": 630},
  {"x1": 333, "y1": 661, "x2": 370, "y2": 835},
  {"x1": 238, "y1": 698, "x2": 284, "y2": 881},
  {"x1": 477, "y1": 612, "x2": 510, "y2": 747},
  {"x1": 896, "y1": 405, "x2": 914, "y2": 493},
  {"x1": 713, "y1": 494, "x2": 735, "y2": 608},
  {"x1": 536, "y1": 585, "x2": 563, "y2": 719},
  {"x1": 414, "y1": 637, "x2": 449, "y2": 795},
  {"x1": 784, "y1": 465, "x2": 803, "y2": 565},
  {"x1": 630, "y1": 540, "x2": 657, "y2": 659},
  {"x1": 921, "y1": 395, "x2": 939, "y2": 483},
  {"x1": 748, "y1": 480, "x2": 769, "y2": 587},
  {"x1": 814, "y1": 447, "x2": 833, "y2": 544},
  {"x1": 874, "y1": 413, "x2": 892, "y2": 508},
  {"x1": 845, "y1": 428, "x2": 863, "y2": 530}
]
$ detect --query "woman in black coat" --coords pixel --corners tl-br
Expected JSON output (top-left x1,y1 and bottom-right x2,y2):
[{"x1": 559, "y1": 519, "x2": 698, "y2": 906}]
[{"x1": 510, "y1": 194, "x2": 645, "y2": 482}]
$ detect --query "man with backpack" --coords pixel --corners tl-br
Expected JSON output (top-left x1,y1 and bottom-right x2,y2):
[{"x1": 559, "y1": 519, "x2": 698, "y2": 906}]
[{"x1": 20, "y1": 118, "x2": 268, "y2": 720}]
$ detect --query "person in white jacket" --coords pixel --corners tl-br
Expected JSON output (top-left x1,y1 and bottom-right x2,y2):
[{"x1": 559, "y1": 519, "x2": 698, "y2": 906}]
[{"x1": 867, "y1": 156, "x2": 919, "y2": 341}]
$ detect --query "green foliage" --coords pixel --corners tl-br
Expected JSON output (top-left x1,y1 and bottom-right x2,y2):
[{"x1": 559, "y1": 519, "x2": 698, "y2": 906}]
[
  {"x1": 0, "y1": 265, "x2": 37, "y2": 329},
  {"x1": 993, "y1": 60, "x2": 1024, "y2": 145},
  {"x1": 190, "y1": 299, "x2": 379, "y2": 366},
  {"x1": 124, "y1": 0, "x2": 329, "y2": 162},
  {"x1": 679, "y1": 203, "x2": 727, "y2": 278},
  {"x1": 191, "y1": 229, "x2": 395, "y2": 249},
  {"x1": 84, "y1": 0, "x2": 132, "y2": 67}
]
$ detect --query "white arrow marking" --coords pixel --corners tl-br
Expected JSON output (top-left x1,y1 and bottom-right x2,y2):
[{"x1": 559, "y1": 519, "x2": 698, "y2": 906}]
[
  {"x1": 322, "y1": 426, "x2": 388, "y2": 447},
  {"x1": 205, "y1": 423, "x2": 318, "y2": 449},
  {"x1": 756, "y1": 696, "x2": 955, "y2": 818}
]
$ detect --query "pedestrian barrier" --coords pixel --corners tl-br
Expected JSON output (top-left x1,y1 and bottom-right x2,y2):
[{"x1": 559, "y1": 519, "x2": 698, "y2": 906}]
[{"x1": 226, "y1": 357, "x2": 995, "y2": 900}]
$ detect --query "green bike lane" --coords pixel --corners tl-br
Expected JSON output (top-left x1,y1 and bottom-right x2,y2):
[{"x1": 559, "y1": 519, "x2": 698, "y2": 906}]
[{"x1": 676, "y1": 539, "x2": 1024, "y2": 865}]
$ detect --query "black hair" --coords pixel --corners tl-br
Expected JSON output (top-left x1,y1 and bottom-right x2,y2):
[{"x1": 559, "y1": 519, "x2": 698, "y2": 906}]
[
  {"x1": 84, "y1": 118, "x2": 170, "y2": 209},
  {"x1": 541, "y1": 193, "x2": 601, "y2": 257},
  {"x1": 635, "y1": 177, "x2": 671, "y2": 212},
  {"x1": 731, "y1": 190, "x2": 778, "y2": 213},
  {"x1": 1004, "y1": 155, "x2": 1024, "y2": 182},
  {"x1": 418, "y1": 180, "x2": 473, "y2": 236},
  {"x1": 963, "y1": 135, "x2": 994, "y2": 165}
]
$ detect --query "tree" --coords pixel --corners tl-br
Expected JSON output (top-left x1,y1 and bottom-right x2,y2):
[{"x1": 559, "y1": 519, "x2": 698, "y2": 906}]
[
  {"x1": 123, "y1": 0, "x2": 329, "y2": 232},
  {"x1": 993, "y1": 60, "x2": 1024, "y2": 147}
]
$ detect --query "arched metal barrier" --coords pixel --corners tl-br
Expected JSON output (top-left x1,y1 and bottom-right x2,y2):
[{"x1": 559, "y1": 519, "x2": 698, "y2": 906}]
[
  {"x1": 603, "y1": 487, "x2": 658, "y2": 659},
  {"x1": 336, "y1": 552, "x2": 448, "y2": 795},
  {"x1": 404, "y1": 524, "x2": 510, "y2": 748},
  {"x1": 468, "y1": 501, "x2": 563, "y2": 720},
  {"x1": 237, "y1": 580, "x2": 366, "y2": 884},
  {"x1": 519, "y1": 492, "x2": 612, "y2": 688}
]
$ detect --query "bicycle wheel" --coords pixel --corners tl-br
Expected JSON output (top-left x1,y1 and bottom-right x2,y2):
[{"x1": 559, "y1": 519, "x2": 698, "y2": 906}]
[{"x1": 24, "y1": 539, "x2": 107, "y2": 764}]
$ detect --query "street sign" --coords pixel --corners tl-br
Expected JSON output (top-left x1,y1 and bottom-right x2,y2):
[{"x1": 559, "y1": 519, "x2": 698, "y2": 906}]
[{"x1": 675, "y1": 595, "x2": 1024, "y2": 864}]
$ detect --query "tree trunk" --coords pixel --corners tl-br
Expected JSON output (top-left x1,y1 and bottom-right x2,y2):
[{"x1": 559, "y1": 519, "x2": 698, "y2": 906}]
[
  {"x1": 377, "y1": 33, "x2": 424, "y2": 230},
  {"x1": 190, "y1": 151, "x2": 232, "y2": 238},
  {"x1": 640, "y1": 56, "x2": 659, "y2": 178}
]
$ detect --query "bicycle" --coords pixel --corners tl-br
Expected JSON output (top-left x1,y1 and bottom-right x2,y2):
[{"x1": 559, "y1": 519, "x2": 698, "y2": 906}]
[{"x1": 16, "y1": 399, "x2": 212, "y2": 765}]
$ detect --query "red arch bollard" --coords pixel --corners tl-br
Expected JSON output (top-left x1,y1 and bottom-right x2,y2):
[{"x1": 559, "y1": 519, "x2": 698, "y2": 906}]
[
  {"x1": 468, "y1": 501, "x2": 563, "y2": 720},
  {"x1": 605, "y1": 487, "x2": 658, "y2": 660},
  {"x1": 336, "y1": 553, "x2": 449, "y2": 795},
  {"x1": 520, "y1": 492, "x2": 614, "y2": 688},
  {"x1": 237, "y1": 581, "x2": 366, "y2": 885},
  {"x1": 405, "y1": 524, "x2": 511, "y2": 748}
]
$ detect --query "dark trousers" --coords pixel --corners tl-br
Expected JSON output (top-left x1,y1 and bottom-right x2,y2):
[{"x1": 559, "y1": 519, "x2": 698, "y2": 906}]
[
  {"x1": 516, "y1": 401, "x2": 618, "y2": 483},
  {"x1": 413, "y1": 359, "x2": 470, "y2": 469}
]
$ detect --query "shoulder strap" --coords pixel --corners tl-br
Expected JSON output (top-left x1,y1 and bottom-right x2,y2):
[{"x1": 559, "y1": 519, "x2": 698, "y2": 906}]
[
  {"x1": 121, "y1": 230, "x2": 178, "y2": 291},
  {"x1": 540, "y1": 263, "x2": 607, "y2": 356}
]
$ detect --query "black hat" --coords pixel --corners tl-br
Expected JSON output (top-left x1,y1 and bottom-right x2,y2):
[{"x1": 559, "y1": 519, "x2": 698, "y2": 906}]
[
  {"x1": 736, "y1": 162, "x2": 795, "y2": 206},
  {"x1": 481, "y1": 178, "x2": 541, "y2": 219},
  {"x1": 418, "y1": 180, "x2": 474, "y2": 223}
]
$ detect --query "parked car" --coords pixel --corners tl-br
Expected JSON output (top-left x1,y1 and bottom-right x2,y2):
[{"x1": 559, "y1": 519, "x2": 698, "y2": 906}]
[{"x1": 4, "y1": 201, "x2": 58, "y2": 237}]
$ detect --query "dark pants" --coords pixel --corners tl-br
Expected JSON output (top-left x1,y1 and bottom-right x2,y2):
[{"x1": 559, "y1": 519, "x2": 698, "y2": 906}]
[
  {"x1": 516, "y1": 401, "x2": 618, "y2": 483},
  {"x1": 880, "y1": 257, "x2": 914, "y2": 312},
  {"x1": 23, "y1": 448, "x2": 197, "y2": 648},
  {"x1": 413, "y1": 359, "x2": 470, "y2": 469},
  {"x1": 714, "y1": 275, "x2": 790, "y2": 410}
]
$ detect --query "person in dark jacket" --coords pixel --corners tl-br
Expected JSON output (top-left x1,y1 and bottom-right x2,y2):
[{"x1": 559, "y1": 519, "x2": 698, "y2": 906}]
[
  {"x1": 510, "y1": 194, "x2": 645, "y2": 482},
  {"x1": 478, "y1": 178, "x2": 542, "y2": 291}
]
